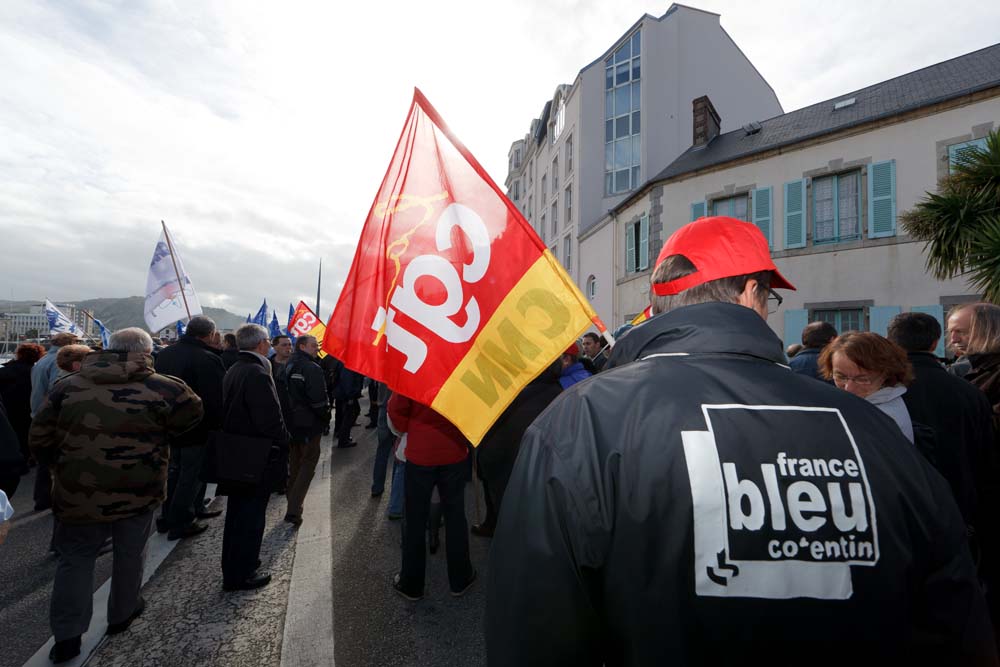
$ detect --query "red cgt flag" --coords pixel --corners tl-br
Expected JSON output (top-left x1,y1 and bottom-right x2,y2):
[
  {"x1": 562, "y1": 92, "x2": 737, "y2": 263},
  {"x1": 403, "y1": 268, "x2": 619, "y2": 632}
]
[{"x1": 323, "y1": 89, "x2": 604, "y2": 444}]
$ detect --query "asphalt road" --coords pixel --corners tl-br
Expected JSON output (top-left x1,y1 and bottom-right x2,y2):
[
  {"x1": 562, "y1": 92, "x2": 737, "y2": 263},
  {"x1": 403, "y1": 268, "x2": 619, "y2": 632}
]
[
  {"x1": 330, "y1": 417, "x2": 491, "y2": 667},
  {"x1": 0, "y1": 472, "x2": 114, "y2": 667}
]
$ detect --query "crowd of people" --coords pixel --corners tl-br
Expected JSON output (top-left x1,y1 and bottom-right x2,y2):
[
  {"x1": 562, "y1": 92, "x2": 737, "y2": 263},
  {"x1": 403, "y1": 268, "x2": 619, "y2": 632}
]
[{"x1": 3, "y1": 214, "x2": 1000, "y2": 664}]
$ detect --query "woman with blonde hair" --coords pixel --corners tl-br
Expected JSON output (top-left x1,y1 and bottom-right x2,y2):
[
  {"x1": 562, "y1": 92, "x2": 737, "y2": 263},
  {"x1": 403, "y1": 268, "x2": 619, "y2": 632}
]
[
  {"x1": 965, "y1": 303, "x2": 1000, "y2": 433},
  {"x1": 818, "y1": 331, "x2": 915, "y2": 442}
]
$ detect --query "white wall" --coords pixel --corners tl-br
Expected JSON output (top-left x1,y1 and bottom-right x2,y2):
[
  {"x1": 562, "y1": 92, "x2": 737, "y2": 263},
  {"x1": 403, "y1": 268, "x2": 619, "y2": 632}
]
[{"x1": 579, "y1": 222, "x2": 614, "y2": 328}]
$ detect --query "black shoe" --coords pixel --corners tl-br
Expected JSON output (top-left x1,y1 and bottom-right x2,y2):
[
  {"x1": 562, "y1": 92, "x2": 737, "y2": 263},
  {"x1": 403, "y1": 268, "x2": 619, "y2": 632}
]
[
  {"x1": 386, "y1": 512, "x2": 403, "y2": 521},
  {"x1": 392, "y1": 573, "x2": 422, "y2": 601},
  {"x1": 195, "y1": 510, "x2": 222, "y2": 519},
  {"x1": 470, "y1": 522, "x2": 495, "y2": 538},
  {"x1": 106, "y1": 597, "x2": 145, "y2": 635},
  {"x1": 167, "y1": 522, "x2": 208, "y2": 541},
  {"x1": 338, "y1": 440, "x2": 357, "y2": 449},
  {"x1": 365, "y1": 422, "x2": 377, "y2": 430},
  {"x1": 155, "y1": 519, "x2": 170, "y2": 534},
  {"x1": 428, "y1": 531, "x2": 440, "y2": 555},
  {"x1": 371, "y1": 489, "x2": 383, "y2": 498},
  {"x1": 35, "y1": 502, "x2": 51, "y2": 512},
  {"x1": 284, "y1": 514, "x2": 303, "y2": 527},
  {"x1": 451, "y1": 569, "x2": 478, "y2": 597},
  {"x1": 223, "y1": 573, "x2": 271, "y2": 592},
  {"x1": 49, "y1": 636, "x2": 81, "y2": 663}
]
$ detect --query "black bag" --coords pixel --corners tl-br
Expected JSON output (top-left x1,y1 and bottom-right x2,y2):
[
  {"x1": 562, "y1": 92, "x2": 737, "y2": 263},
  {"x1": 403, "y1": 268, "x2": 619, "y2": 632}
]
[{"x1": 207, "y1": 431, "x2": 273, "y2": 485}]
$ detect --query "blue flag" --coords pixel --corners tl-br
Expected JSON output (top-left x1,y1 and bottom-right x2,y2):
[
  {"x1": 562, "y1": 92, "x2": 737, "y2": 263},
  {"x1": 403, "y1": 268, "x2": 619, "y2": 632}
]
[
  {"x1": 246, "y1": 313, "x2": 251, "y2": 323},
  {"x1": 93, "y1": 317, "x2": 112, "y2": 348},
  {"x1": 44, "y1": 300, "x2": 80, "y2": 336},
  {"x1": 287, "y1": 303, "x2": 294, "y2": 333},
  {"x1": 269, "y1": 311, "x2": 281, "y2": 338},
  {"x1": 252, "y1": 300, "x2": 268, "y2": 326},
  {"x1": 176, "y1": 320, "x2": 187, "y2": 337}
]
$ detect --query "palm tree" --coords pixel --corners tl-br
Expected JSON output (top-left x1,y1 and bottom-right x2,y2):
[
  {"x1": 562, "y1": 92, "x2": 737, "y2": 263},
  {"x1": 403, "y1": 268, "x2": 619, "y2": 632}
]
[{"x1": 901, "y1": 129, "x2": 1000, "y2": 301}]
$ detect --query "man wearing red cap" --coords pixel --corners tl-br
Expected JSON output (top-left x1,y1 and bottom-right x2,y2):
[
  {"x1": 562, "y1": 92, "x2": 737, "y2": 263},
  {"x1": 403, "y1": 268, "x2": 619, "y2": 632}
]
[
  {"x1": 486, "y1": 217, "x2": 994, "y2": 665},
  {"x1": 558, "y1": 342, "x2": 591, "y2": 389}
]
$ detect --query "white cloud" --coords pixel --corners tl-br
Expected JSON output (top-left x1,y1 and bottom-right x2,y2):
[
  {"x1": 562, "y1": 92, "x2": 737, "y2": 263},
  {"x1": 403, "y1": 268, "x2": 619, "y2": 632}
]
[{"x1": 1, "y1": 0, "x2": 998, "y2": 319}]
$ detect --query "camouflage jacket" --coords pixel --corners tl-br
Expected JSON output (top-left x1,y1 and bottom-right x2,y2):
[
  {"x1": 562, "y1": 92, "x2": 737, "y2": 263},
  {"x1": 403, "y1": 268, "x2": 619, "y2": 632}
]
[{"x1": 29, "y1": 351, "x2": 204, "y2": 524}]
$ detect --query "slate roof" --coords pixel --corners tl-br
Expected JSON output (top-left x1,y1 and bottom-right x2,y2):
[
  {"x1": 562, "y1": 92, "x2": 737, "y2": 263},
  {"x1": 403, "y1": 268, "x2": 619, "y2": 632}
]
[{"x1": 646, "y1": 42, "x2": 1000, "y2": 188}]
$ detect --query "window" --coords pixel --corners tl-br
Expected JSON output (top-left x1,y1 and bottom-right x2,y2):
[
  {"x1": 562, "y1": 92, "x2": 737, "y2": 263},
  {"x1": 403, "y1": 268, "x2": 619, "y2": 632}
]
[
  {"x1": 625, "y1": 214, "x2": 649, "y2": 274},
  {"x1": 528, "y1": 195, "x2": 533, "y2": 220},
  {"x1": 514, "y1": 148, "x2": 521, "y2": 168},
  {"x1": 553, "y1": 99, "x2": 566, "y2": 143},
  {"x1": 587, "y1": 275, "x2": 596, "y2": 300},
  {"x1": 813, "y1": 309, "x2": 865, "y2": 332},
  {"x1": 948, "y1": 138, "x2": 987, "y2": 173},
  {"x1": 564, "y1": 236, "x2": 572, "y2": 271},
  {"x1": 604, "y1": 30, "x2": 641, "y2": 195},
  {"x1": 551, "y1": 201, "x2": 558, "y2": 237},
  {"x1": 813, "y1": 171, "x2": 860, "y2": 244},
  {"x1": 542, "y1": 174, "x2": 547, "y2": 201},
  {"x1": 711, "y1": 195, "x2": 749, "y2": 221},
  {"x1": 528, "y1": 160, "x2": 533, "y2": 186},
  {"x1": 565, "y1": 136, "x2": 573, "y2": 174},
  {"x1": 510, "y1": 179, "x2": 520, "y2": 202},
  {"x1": 552, "y1": 158, "x2": 559, "y2": 192},
  {"x1": 565, "y1": 185, "x2": 573, "y2": 224},
  {"x1": 540, "y1": 213, "x2": 546, "y2": 240}
]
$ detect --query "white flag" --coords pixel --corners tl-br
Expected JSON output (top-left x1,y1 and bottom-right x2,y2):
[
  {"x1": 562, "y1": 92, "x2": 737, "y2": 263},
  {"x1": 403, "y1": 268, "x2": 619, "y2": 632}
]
[
  {"x1": 144, "y1": 225, "x2": 202, "y2": 332},
  {"x1": 44, "y1": 300, "x2": 81, "y2": 336}
]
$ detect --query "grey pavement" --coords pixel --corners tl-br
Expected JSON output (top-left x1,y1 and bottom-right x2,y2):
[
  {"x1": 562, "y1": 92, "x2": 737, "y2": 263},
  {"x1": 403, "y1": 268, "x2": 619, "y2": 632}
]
[{"x1": 7, "y1": 405, "x2": 493, "y2": 667}]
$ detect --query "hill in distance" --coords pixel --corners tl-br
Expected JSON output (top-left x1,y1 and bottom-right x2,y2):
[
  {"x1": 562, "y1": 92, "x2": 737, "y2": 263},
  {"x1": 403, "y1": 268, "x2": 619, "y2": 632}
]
[{"x1": 0, "y1": 297, "x2": 247, "y2": 332}]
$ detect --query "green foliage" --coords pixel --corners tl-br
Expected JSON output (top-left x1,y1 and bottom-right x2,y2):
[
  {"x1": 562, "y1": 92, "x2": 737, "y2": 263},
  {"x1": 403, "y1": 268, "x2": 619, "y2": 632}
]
[{"x1": 901, "y1": 130, "x2": 1000, "y2": 300}]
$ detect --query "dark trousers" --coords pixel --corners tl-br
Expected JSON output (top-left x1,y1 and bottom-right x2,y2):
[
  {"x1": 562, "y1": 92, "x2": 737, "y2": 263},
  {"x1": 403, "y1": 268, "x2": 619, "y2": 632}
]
[
  {"x1": 51, "y1": 510, "x2": 153, "y2": 641},
  {"x1": 366, "y1": 382, "x2": 378, "y2": 419},
  {"x1": 221, "y1": 490, "x2": 269, "y2": 586},
  {"x1": 286, "y1": 435, "x2": 321, "y2": 519},
  {"x1": 162, "y1": 445, "x2": 207, "y2": 531},
  {"x1": 334, "y1": 398, "x2": 359, "y2": 444},
  {"x1": 372, "y1": 404, "x2": 394, "y2": 494},
  {"x1": 34, "y1": 463, "x2": 52, "y2": 509},
  {"x1": 398, "y1": 460, "x2": 473, "y2": 595}
]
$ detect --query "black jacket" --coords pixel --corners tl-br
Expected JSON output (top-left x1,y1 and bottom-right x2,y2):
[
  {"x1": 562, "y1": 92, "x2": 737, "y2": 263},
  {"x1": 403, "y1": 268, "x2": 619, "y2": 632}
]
[
  {"x1": 154, "y1": 335, "x2": 225, "y2": 447},
  {"x1": 902, "y1": 352, "x2": 996, "y2": 529},
  {"x1": 477, "y1": 360, "x2": 562, "y2": 510},
  {"x1": 285, "y1": 350, "x2": 330, "y2": 440},
  {"x1": 221, "y1": 347, "x2": 240, "y2": 370},
  {"x1": 0, "y1": 358, "x2": 34, "y2": 451},
  {"x1": 217, "y1": 352, "x2": 289, "y2": 496},
  {"x1": 486, "y1": 302, "x2": 995, "y2": 666},
  {"x1": 0, "y1": 397, "x2": 26, "y2": 484}
]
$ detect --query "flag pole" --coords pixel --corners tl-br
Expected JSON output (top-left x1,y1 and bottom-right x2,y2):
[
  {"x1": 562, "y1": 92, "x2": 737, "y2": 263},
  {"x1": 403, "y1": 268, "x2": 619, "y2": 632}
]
[
  {"x1": 76, "y1": 309, "x2": 102, "y2": 344},
  {"x1": 162, "y1": 220, "x2": 192, "y2": 321},
  {"x1": 316, "y1": 258, "x2": 322, "y2": 319}
]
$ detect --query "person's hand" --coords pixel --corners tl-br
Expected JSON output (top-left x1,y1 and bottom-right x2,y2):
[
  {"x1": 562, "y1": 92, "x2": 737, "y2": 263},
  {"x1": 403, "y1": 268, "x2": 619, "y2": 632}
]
[
  {"x1": 0, "y1": 521, "x2": 10, "y2": 546},
  {"x1": 209, "y1": 331, "x2": 223, "y2": 350}
]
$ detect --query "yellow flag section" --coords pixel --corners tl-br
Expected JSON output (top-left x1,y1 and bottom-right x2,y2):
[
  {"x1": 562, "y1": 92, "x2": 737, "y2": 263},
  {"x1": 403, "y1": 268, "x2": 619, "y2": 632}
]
[
  {"x1": 432, "y1": 250, "x2": 595, "y2": 443},
  {"x1": 288, "y1": 301, "x2": 328, "y2": 358}
]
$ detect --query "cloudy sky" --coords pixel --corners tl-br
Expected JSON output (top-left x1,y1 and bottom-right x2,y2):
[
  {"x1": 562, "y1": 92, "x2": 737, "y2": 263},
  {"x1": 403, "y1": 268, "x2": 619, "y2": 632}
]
[{"x1": 1, "y1": 0, "x2": 998, "y2": 320}]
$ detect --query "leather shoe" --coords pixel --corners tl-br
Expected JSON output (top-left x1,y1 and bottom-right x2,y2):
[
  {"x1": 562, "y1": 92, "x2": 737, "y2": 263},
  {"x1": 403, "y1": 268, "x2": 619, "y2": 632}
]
[
  {"x1": 106, "y1": 597, "x2": 145, "y2": 635},
  {"x1": 167, "y1": 522, "x2": 208, "y2": 541},
  {"x1": 49, "y1": 636, "x2": 81, "y2": 663},
  {"x1": 338, "y1": 440, "x2": 357, "y2": 449},
  {"x1": 470, "y1": 522, "x2": 495, "y2": 538},
  {"x1": 284, "y1": 514, "x2": 303, "y2": 527},
  {"x1": 450, "y1": 569, "x2": 478, "y2": 597},
  {"x1": 223, "y1": 573, "x2": 271, "y2": 592},
  {"x1": 196, "y1": 510, "x2": 222, "y2": 519}
]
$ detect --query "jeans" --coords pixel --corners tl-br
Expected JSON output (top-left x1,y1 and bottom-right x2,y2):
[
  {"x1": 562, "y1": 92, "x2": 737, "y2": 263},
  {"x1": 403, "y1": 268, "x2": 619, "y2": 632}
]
[
  {"x1": 51, "y1": 510, "x2": 153, "y2": 641},
  {"x1": 388, "y1": 460, "x2": 405, "y2": 516},
  {"x1": 397, "y1": 459, "x2": 473, "y2": 595},
  {"x1": 372, "y1": 405, "x2": 393, "y2": 495}
]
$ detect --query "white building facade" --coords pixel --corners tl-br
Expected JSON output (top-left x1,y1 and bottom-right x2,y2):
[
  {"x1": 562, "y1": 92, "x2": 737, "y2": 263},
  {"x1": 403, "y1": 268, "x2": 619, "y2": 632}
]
[
  {"x1": 505, "y1": 4, "x2": 783, "y2": 327},
  {"x1": 607, "y1": 44, "x2": 1000, "y2": 353}
]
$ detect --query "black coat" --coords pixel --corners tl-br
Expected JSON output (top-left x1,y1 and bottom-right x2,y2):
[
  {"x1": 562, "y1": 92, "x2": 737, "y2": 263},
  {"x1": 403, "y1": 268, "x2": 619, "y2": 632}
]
[
  {"x1": 0, "y1": 358, "x2": 34, "y2": 453},
  {"x1": 0, "y1": 397, "x2": 26, "y2": 487},
  {"x1": 154, "y1": 335, "x2": 226, "y2": 447},
  {"x1": 221, "y1": 348, "x2": 240, "y2": 370},
  {"x1": 216, "y1": 352, "x2": 289, "y2": 496},
  {"x1": 902, "y1": 352, "x2": 996, "y2": 530},
  {"x1": 285, "y1": 350, "x2": 330, "y2": 440},
  {"x1": 487, "y1": 302, "x2": 994, "y2": 666},
  {"x1": 477, "y1": 360, "x2": 562, "y2": 511}
]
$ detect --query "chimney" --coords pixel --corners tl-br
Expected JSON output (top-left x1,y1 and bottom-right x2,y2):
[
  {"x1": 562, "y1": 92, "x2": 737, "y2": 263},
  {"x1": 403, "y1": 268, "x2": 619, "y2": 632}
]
[{"x1": 692, "y1": 96, "x2": 721, "y2": 147}]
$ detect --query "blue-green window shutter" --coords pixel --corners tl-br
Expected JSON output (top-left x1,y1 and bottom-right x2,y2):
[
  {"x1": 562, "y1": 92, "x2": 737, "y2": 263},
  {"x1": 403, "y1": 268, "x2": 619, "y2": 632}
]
[
  {"x1": 912, "y1": 305, "x2": 946, "y2": 357},
  {"x1": 625, "y1": 223, "x2": 636, "y2": 274},
  {"x1": 638, "y1": 215, "x2": 649, "y2": 270},
  {"x1": 868, "y1": 160, "x2": 896, "y2": 238},
  {"x1": 783, "y1": 180, "x2": 806, "y2": 249},
  {"x1": 752, "y1": 187, "x2": 773, "y2": 249},
  {"x1": 784, "y1": 309, "x2": 808, "y2": 352},
  {"x1": 691, "y1": 201, "x2": 706, "y2": 221},
  {"x1": 869, "y1": 305, "x2": 901, "y2": 336},
  {"x1": 948, "y1": 138, "x2": 988, "y2": 173}
]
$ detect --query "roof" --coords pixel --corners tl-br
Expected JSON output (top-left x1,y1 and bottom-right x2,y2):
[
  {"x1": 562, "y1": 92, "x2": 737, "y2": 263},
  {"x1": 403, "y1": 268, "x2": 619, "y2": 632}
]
[{"x1": 643, "y1": 42, "x2": 1000, "y2": 190}]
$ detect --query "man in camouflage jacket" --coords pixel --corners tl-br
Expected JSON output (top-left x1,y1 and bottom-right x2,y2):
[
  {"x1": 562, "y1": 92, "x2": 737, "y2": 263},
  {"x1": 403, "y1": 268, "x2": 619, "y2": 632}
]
[{"x1": 29, "y1": 328, "x2": 203, "y2": 663}]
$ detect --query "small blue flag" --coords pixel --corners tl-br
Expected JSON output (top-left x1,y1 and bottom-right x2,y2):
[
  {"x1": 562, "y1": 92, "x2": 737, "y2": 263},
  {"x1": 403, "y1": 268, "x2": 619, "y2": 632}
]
[
  {"x1": 252, "y1": 299, "x2": 268, "y2": 326},
  {"x1": 269, "y1": 311, "x2": 281, "y2": 339},
  {"x1": 246, "y1": 313, "x2": 251, "y2": 323},
  {"x1": 176, "y1": 320, "x2": 187, "y2": 337},
  {"x1": 287, "y1": 303, "x2": 294, "y2": 333},
  {"x1": 44, "y1": 300, "x2": 80, "y2": 336},
  {"x1": 93, "y1": 317, "x2": 112, "y2": 348}
]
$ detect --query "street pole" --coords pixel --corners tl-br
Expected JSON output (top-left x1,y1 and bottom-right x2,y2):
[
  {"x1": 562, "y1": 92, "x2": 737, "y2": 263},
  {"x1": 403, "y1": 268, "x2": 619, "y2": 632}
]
[
  {"x1": 316, "y1": 258, "x2": 322, "y2": 320},
  {"x1": 162, "y1": 220, "x2": 192, "y2": 322}
]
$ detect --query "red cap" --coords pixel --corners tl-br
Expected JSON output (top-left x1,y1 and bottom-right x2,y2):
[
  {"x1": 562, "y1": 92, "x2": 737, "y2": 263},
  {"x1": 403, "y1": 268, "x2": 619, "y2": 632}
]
[
  {"x1": 565, "y1": 342, "x2": 580, "y2": 357},
  {"x1": 651, "y1": 216, "x2": 795, "y2": 296}
]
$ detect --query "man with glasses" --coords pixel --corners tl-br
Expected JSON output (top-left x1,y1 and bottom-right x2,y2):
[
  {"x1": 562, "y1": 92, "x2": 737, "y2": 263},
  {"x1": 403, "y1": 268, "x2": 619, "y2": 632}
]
[{"x1": 486, "y1": 217, "x2": 994, "y2": 665}]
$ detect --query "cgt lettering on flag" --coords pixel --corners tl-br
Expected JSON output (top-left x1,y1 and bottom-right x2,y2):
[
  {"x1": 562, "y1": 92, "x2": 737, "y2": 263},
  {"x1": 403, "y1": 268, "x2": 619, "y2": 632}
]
[
  {"x1": 289, "y1": 301, "x2": 327, "y2": 358},
  {"x1": 323, "y1": 89, "x2": 605, "y2": 444}
]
